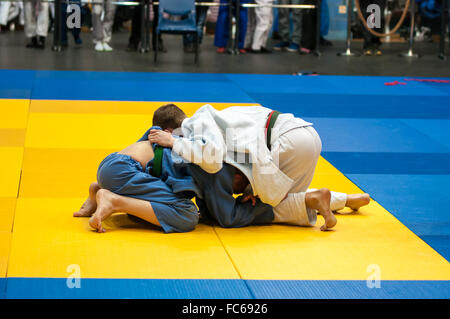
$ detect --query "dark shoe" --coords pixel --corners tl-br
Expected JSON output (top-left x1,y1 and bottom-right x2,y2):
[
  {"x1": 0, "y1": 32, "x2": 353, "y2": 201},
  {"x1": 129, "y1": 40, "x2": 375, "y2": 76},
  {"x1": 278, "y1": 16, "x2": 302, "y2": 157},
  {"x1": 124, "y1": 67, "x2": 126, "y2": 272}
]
[
  {"x1": 251, "y1": 47, "x2": 272, "y2": 54},
  {"x1": 26, "y1": 36, "x2": 37, "y2": 48},
  {"x1": 363, "y1": 49, "x2": 373, "y2": 56},
  {"x1": 154, "y1": 38, "x2": 167, "y2": 52},
  {"x1": 127, "y1": 42, "x2": 139, "y2": 52},
  {"x1": 286, "y1": 42, "x2": 300, "y2": 52},
  {"x1": 36, "y1": 36, "x2": 45, "y2": 49},
  {"x1": 273, "y1": 41, "x2": 289, "y2": 51},
  {"x1": 73, "y1": 36, "x2": 82, "y2": 45},
  {"x1": 184, "y1": 43, "x2": 195, "y2": 53},
  {"x1": 320, "y1": 36, "x2": 333, "y2": 46}
]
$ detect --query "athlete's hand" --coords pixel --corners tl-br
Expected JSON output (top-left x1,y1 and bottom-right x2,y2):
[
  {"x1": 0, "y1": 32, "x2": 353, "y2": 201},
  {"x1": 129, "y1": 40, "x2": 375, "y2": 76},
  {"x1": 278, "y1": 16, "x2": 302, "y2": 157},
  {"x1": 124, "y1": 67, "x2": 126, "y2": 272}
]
[
  {"x1": 240, "y1": 194, "x2": 257, "y2": 206},
  {"x1": 148, "y1": 130, "x2": 175, "y2": 148}
]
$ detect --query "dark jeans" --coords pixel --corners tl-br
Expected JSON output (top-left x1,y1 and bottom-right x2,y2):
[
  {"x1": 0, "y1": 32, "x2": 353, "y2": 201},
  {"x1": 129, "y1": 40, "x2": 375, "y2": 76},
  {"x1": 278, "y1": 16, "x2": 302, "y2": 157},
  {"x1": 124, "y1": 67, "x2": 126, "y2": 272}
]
[
  {"x1": 62, "y1": 0, "x2": 81, "y2": 44},
  {"x1": 301, "y1": 0, "x2": 316, "y2": 50},
  {"x1": 129, "y1": 1, "x2": 160, "y2": 48},
  {"x1": 360, "y1": 0, "x2": 386, "y2": 49},
  {"x1": 183, "y1": 2, "x2": 208, "y2": 46}
]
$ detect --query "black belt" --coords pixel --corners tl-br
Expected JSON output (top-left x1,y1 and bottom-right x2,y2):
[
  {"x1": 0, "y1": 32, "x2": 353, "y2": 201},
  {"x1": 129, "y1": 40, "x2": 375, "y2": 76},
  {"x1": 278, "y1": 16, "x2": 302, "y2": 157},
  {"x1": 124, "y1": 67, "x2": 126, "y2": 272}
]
[{"x1": 265, "y1": 110, "x2": 281, "y2": 151}]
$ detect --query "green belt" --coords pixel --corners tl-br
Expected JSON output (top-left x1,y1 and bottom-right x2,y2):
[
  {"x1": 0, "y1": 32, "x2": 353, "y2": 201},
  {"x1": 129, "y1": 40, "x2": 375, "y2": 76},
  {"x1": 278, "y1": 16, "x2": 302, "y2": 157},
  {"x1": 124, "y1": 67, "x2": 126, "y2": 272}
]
[
  {"x1": 266, "y1": 110, "x2": 281, "y2": 151},
  {"x1": 150, "y1": 145, "x2": 163, "y2": 178}
]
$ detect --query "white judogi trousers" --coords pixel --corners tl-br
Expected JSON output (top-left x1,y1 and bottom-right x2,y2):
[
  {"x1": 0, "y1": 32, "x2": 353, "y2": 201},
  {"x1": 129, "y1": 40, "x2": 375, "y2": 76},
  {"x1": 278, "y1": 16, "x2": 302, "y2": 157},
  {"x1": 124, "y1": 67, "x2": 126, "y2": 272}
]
[
  {"x1": 0, "y1": 1, "x2": 24, "y2": 26},
  {"x1": 92, "y1": 0, "x2": 116, "y2": 44},
  {"x1": 24, "y1": 0, "x2": 48, "y2": 38},
  {"x1": 271, "y1": 126, "x2": 347, "y2": 226},
  {"x1": 244, "y1": 0, "x2": 273, "y2": 50}
]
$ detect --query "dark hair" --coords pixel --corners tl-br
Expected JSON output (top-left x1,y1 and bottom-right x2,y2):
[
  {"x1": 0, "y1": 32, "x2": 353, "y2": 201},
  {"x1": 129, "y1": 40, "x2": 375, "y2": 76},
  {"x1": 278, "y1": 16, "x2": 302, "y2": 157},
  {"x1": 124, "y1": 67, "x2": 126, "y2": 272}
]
[{"x1": 152, "y1": 104, "x2": 187, "y2": 130}]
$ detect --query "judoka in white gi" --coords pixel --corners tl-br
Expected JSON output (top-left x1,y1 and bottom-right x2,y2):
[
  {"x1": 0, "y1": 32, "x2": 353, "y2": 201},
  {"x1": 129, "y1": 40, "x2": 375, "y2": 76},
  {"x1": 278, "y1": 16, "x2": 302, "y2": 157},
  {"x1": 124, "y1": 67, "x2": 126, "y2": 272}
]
[
  {"x1": 149, "y1": 104, "x2": 370, "y2": 231},
  {"x1": 75, "y1": 104, "x2": 369, "y2": 233},
  {"x1": 24, "y1": 0, "x2": 49, "y2": 48}
]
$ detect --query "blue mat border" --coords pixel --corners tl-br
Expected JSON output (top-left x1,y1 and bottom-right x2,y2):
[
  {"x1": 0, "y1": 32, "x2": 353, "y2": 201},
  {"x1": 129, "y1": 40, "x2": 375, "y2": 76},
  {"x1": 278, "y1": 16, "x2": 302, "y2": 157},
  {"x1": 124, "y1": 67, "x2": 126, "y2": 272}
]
[{"x1": 4, "y1": 278, "x2": 450, "y2": 299}]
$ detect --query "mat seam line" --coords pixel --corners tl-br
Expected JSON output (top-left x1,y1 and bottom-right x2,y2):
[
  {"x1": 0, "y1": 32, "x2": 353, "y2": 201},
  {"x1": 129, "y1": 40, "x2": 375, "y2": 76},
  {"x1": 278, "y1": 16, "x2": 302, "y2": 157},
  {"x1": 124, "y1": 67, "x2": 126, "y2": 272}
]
[
  {"x1": 212, "y1": 226, "x2": 256, "y2": 299},
  {"x1": 5, "y1": 97, "x2": 33, "y2": 297}
]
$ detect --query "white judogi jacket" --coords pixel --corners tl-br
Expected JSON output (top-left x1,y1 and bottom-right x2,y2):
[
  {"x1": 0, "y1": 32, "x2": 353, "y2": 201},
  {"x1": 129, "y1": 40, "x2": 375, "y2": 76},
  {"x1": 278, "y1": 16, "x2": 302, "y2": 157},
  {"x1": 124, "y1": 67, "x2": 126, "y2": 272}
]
[{"x1": 172, "y1": 104, "x2": 312, "y2": 207}]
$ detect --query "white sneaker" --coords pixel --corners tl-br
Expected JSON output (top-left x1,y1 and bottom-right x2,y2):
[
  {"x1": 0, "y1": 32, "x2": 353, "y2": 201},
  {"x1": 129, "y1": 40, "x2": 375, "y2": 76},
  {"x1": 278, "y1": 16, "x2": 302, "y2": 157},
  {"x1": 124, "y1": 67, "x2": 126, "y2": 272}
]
[
  {"x1": 102, "y1": 42, "x2": 113, "y2": 52},
  {"x1": 95, "y1": 42, "x2": 104, "y2": 51}
]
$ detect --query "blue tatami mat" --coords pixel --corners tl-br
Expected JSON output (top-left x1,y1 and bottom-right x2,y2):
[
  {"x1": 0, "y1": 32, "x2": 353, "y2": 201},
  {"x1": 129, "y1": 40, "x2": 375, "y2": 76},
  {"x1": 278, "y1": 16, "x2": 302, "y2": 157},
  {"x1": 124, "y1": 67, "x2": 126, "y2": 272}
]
[
  {"x1": 310, "y1": 118, "x2": 450, "y2": 153},
  {"x1": 400, "y1": 119, "x2": 450, "y2": 150},
  {"x1": 246, "y1": 280, "x2": 450, "y2": 299},
  {"x1": 7, "y1": 278, "x2": 450, "y2": 299},
  {"x1": 0, "y1": 69, "x2": 35, "y2": 99},
  {"x1": 6, "y1": 278, "x2": 254, "y2": 299},
  {"x1": 31, "y1": 71, "x2": 256, "y2": 102},
  {"x1": 346, "y1": 174, "x2": 450, "y2": 261},
  {"x1": 0, "y1": 279, "x2": 6, "y2": 299},
  {"x1": 322, "y1": 152, "x2": 450, "y2": 175}
]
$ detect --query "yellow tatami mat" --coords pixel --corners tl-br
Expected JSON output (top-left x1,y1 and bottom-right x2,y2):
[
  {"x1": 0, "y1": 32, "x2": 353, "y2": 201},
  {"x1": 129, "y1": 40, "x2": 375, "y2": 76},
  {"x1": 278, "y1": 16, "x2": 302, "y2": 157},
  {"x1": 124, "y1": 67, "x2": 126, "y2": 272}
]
[
  {"x1": 8, "y1": 198, "x2": 239, "y2": 279},
  {"x1": 214, "y1": 157, "x2": 450, "y2": 281},
  {"x1": 0, "y1": 99, "x2": 30, "y2": 288},
  {"x1": 4, "y1": 99, "x2": 450, "y2": 290}
]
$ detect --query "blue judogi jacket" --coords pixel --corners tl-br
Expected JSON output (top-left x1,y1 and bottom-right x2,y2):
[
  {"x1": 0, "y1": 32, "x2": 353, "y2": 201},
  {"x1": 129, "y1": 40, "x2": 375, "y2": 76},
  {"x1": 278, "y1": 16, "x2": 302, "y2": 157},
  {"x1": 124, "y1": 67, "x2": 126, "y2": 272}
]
[
  {"x1": 190, "y1": 164, "x2": 274, "y2": 228},
  {"x1": 138, "y1": 126, "x2": 202, "y2": 199},
  {"x1": 139, "y1": 126, "x2": 274, "y2": 228}
]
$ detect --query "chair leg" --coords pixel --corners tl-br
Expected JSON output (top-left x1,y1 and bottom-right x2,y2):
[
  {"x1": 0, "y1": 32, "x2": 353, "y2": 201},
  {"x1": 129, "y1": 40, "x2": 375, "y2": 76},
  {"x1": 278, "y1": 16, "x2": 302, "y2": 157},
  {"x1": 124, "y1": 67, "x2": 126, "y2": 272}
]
[
  {"x1": 194, "y1": 32, "x2": 198, "y2": 64},
  {"x1": 154, "y1": 32, "x2": 158, "y2": 63}
]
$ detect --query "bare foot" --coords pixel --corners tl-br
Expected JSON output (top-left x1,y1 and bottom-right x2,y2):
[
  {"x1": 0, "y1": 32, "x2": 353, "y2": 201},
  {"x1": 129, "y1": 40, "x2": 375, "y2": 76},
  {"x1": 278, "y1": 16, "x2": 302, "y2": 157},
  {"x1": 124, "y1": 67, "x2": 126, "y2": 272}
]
[
  {"x1": 89, "y1": 189, "x2": 118, "y2": 233},
  {"x1": 305, "y1": 188, "x2": 337, "y2": 231},
  {"x1": 346, "y1": 193, "x2": 370, "y2": 210},
  {"x1": 74, "y1": 182, "x2": 100, "y2": 217}
]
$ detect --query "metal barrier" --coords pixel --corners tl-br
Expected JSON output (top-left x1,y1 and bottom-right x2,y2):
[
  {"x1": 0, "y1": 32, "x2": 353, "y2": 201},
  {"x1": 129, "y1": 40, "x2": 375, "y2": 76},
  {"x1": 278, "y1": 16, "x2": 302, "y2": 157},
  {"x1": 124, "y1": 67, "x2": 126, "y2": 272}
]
[
  {"x1": 338, "y1": 0, "x2": 449, "y2": 59},
  {"x1": 439, "y1": 0, "x2": 449, "y2": 60},
  {"x1": 0, "y1": 0, "x2": 322, "y2": 56}
]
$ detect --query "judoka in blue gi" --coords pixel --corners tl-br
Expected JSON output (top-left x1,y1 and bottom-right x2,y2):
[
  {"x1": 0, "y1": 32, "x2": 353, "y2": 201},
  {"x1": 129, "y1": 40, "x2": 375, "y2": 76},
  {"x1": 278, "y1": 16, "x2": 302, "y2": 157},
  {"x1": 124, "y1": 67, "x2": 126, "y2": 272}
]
[{"x1": 74, "y1": 126, "x2": 200, "y2": 233}]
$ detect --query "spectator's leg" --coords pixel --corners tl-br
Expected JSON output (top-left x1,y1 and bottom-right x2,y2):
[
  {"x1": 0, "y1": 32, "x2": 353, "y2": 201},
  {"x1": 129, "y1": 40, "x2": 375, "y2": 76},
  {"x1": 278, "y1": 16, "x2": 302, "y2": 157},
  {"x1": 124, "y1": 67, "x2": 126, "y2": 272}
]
[
  {"x1": 0, "y1": 1, "x2": 11, "y2": 26},
  {"x1": 290, "y1": 0, "x2": 303, "y2": 46},
  {"x1": 252, "y1": 0, "x2": 273, "y2": 50},
  {"x1": 360, "y1": 0, "x2": 373, "y2": 51},
  {"x1": 102, "y1": 0, "x2": 117, "y2": 44},
  {"x1": 238, "y1": 0, "x2": 249, "y2": 49},
  {"x1": 92, "y1": 1, "x2": 104, "y2": 44},
  {"x1": 244, "y1": 6, "x2": 256, "y2": 49},
  {"x1": 214, "y1": 0, "x2": 230, "y2": 48},
  {"x1": 277, "y1": 0, "x2": 290, "y2": 43},
  {"x1": 128, "y1": 2, "x2": 142, "y2": 49},
  {"x1": 372, "y1": 0, "x2": 385, "y2": 50},
  {"x1": 71, "y1": 0, "x2": 82, "y2": 43},
  {"x1": 24, "y1": 0, "x2": 37, "y2": 39}
]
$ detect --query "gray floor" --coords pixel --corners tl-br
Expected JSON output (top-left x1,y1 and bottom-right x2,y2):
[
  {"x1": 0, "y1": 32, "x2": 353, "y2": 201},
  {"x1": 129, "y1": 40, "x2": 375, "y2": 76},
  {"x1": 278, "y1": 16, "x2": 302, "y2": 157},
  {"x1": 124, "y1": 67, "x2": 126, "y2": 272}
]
[{"x1": 0, "y1": 30, "x2": 449, "y2": 76}]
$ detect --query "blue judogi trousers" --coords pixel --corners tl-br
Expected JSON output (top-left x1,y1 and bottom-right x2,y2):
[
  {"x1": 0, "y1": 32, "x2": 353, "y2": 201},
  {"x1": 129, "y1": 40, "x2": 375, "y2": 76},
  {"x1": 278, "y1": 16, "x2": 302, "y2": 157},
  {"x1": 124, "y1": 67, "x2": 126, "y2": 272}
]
[
  {"x1": 214, "y1": 0, "x2": 249, "y2": 49},
  {"x1": 97, "y1": 152, "x2": 199, "y2": 233}
]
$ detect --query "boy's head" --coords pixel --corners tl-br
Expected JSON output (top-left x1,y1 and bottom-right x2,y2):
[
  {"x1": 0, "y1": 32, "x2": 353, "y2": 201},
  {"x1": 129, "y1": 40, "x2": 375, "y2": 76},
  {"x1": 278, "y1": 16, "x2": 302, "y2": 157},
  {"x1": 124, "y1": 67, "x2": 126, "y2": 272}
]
[
  {"x1": 232, "y1": 169, "x2": 249, "y2": 194},
  {"x1": 153, "y1": 104, "x2": 187, "y2": 132}
]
